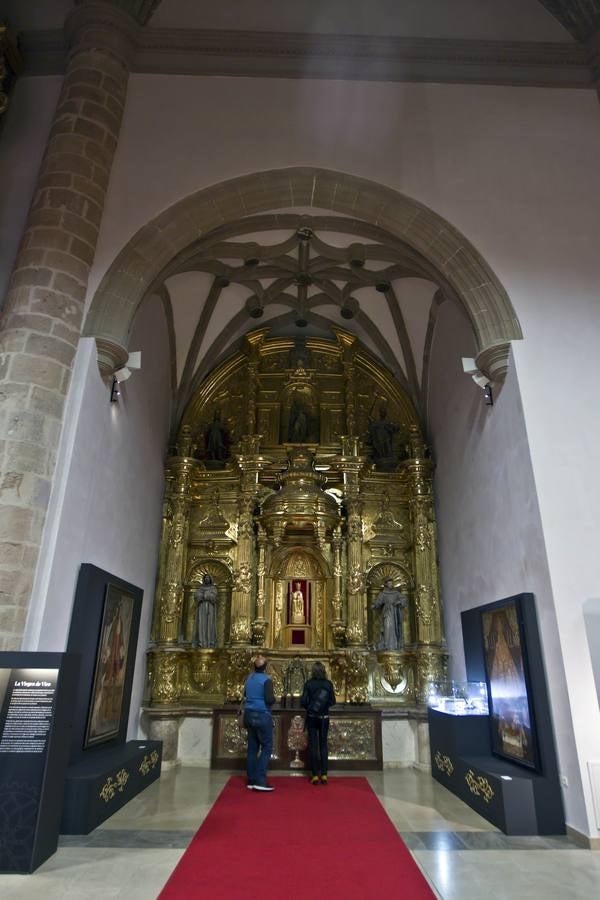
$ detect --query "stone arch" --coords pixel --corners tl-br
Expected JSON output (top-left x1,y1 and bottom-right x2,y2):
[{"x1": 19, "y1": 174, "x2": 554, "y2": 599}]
[{"x1": 84, "y1": 168, "x2": 522, "y2": 382}]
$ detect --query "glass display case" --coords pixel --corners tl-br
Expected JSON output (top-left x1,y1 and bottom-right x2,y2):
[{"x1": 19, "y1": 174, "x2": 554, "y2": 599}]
[{"x1": 426, "y1": 680, "x2": 489, "y2": 716}]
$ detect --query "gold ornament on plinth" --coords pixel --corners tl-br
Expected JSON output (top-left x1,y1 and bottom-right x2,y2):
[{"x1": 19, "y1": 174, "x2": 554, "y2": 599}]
[
  {"x1": 288, "y1": 714, "x2": 308, "y2": 769},
  {"x1": 251, "y1": 618, "x2": 268, "y2": 646},
  {"x1": 377, "y1": 651, "x2": 403, "y2": 690}
]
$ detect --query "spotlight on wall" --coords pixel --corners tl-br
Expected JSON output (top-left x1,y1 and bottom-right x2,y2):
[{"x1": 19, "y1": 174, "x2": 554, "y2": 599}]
[
  {"x1": 114, "y1": 350, "x2": 142, "y2": 384},
  {"x1": 110, "y1": 351, "x2": 142, "y2": 403},
  {"x1": 462, "y1": 357, "x2": 493, "y2": 403}
]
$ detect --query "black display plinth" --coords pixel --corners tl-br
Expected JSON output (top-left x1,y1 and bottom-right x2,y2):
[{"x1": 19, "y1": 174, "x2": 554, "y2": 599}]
[
  {"x1": 0, "y1": 651, "x2": 79, "y2": 873},
  {"x1": 429, "y1": 708, "x2": 564, "y2": 834},
  {"x1": 60, "y1": 740, "x2": 162, "y2": 834}
]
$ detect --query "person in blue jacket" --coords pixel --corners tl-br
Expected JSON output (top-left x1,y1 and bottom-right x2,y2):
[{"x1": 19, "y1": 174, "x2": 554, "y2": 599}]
[{"x1": 243, "y1": 654, "x2": 276, "y2": 792}]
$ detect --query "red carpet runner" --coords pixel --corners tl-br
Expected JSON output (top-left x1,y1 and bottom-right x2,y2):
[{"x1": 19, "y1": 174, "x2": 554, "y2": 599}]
[{"x1": 159, "y1": 776, "x2": 435, "y2": 899}]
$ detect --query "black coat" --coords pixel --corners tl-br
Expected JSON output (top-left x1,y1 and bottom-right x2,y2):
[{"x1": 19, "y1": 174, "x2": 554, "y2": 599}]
[{"x1": 301, "y1": 677, "x2": 336, "y2": 717}]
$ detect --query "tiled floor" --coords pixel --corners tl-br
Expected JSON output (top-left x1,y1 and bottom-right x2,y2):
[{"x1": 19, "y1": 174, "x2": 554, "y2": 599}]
[{"x1": 0, "y1": 767, "x2": 598, "y2": 899}]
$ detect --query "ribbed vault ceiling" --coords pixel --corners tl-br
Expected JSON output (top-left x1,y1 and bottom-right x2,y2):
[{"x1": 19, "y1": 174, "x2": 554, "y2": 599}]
[{"x1": 158, "y1": 214, "x2": 451, "y2": 427}]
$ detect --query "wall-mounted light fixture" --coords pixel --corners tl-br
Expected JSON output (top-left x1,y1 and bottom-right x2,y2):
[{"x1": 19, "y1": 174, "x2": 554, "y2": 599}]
[
  {"x1": 109, "y1": 351, "x2": 142, "y2": 403},
  {"x1": 462, "y1": 357, "x2": 493, "y2": 406}
]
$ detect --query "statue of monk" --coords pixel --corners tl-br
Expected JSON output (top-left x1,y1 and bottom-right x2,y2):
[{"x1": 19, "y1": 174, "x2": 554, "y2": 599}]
[
  {"x1": 194, "y1": 574, "x2": 218, "y2": 647},
  {"x1": 372, "y1": 578, "x2": 406, "y2": 650}
]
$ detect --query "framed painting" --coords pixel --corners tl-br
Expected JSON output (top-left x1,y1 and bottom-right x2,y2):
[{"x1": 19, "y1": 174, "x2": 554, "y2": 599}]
[
  {"x1": 481, "y1": 596, "x2": 540, "y2": 771},
  {"x1": 84, "y1": 584, "x2": 136, "y2": 748}
]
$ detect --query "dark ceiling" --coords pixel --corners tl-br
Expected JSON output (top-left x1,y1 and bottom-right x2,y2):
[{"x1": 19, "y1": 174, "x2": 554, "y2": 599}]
[{"x1": 539, "y1": 1, "x2": 600, "y2": 41}]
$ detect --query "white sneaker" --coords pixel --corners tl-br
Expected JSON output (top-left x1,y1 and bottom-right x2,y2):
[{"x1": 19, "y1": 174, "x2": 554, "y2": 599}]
[{"x1": 253, "y1": 784, "x2": 275, "y2": 792}]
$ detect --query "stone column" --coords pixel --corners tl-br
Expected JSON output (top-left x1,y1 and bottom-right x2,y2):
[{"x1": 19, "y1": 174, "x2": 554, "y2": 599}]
[{"x1": 0, "y1": 1, "x2": 136, "y2": 649}]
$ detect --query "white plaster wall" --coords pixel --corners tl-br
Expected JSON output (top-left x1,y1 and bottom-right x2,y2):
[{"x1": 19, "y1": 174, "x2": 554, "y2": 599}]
[
  {"x1": 0, "y1": 75, "x2": 63, "y2": 305},
  {"x1": 23, "y1": 293, "x2": 172, "y2": 739},
  {"x1": 428, "y1": 300, "x2": 585, "y2": 835}
]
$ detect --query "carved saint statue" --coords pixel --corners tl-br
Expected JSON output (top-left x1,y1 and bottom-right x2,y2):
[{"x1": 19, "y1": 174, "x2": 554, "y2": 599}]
[
  {"x1": 291, "y1": 582, "x2": 306, "y2": 624},
  {"x1": 372, "y1": 578, "x2": 407, "y2": 651},
  {"x1": 205, "y1": 409, "x2": 229, "y2": 462},
  {"x1": 368, "y1": 405, "x2": 401, "y2": 468},
  {"x1": 194, "y1": 573, "x2": 218, "y2": 648},
  {"x1": 288, "y1": 398, "x2": 309, "y2": 443}
]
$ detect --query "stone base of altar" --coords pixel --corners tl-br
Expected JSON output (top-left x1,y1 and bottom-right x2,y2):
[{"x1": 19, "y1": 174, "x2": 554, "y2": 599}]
[
  {"x1": 211, "y1": 705, "x2": 383, "y2": 770},
  {"x1": 141, "y1": 706, "x2": 430, "y2": 770}
]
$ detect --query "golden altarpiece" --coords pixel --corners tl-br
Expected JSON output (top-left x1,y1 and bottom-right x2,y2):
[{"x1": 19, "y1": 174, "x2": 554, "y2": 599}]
[{"x1": 146, "y1": 329, "x2": 446, "y2": 765}]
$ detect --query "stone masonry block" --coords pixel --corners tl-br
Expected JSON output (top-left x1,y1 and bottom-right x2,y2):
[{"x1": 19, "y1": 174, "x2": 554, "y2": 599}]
[
  {"x1": 60, "y1": 211, "x2": 98, "y2": 247},
  {"x1": 45, "y1": 152, "x2": 94, "y2": 180},
  {"x1": 69, "y1": 236, "x2": 96, "y2": 266},
  {"x1": 0, "y1": 542, "x2": 23, "y2": 567},
  {"x1": 73, "y1": 116, "x2": 107, "y2": 145},
  {"x1": 51, "y1": 320, "x2": 80, "y2": 347},
  {"x1": 0, "y1": 505, "x2": 35, "y2": 542},
  {"x1": 31, "y1": 288, "x2": 81, "y2": 325},
  {"x1": 3, "y1": 441, "x2": 51, "y2": 477},
  {"x1": 52, "y1": 271, "x2": 87, "y2": 303},
  {"x1": 71, "y1": 175, "x2": 105, "y2": 209},
  {"x1": 4, "y1": 313, "x2": 52, "y2": 334},
  {"x1": 44, "y1": 250, "x2": 89, "y2": 284},
  {"x1": 5, "y1": 409, "x2": 46, "y2": 444},
  {"x1": 26, "y1": 229, "x2": 72, "y2": 252},
  {"x1": 10, "y1": 267, "x2": 54, "y2": 290},
  {"x1": 25, "y1": 333, "x2": 77, "y2": 368},
  {"x1": 30, "y1": 386, "x2": 65, "y2": 420},
  {"x1": 80, "y1": 101, "x2": 121, "y2": 137},
  {"x1": 8, "y1": 354, "x2": 65, "y2": 391}
]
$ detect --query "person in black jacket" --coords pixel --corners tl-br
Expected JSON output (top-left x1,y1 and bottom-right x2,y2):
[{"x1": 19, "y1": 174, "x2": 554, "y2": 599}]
[{"x1": 301, "y1": 661, "x2": 336, "y2": 784}]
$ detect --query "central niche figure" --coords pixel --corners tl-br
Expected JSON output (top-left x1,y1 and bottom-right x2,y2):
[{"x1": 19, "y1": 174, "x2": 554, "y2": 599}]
[
  {"x1": 288, "y1": 397, "x2": 309, "y2": 443},
  {"x1": 291, "y1": 582, "x2": 306, "y2": 624}
]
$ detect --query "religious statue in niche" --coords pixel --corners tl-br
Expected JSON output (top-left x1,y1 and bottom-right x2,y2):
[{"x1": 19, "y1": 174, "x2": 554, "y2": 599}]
[
  {"x1": 372, "y1": 578, "x2": 407, "y2": 651},
  {"x1": 288, "y1": 580, "x2": 310, "y2": 625},
  {"x1": 194, "y1": 574, "x2": 218, "y2": 648},
  {"x1": 204, "y1": 409, "x2": 230, "y2": 467},
  {"x1": 367, "y1": 403, "x2": 405, "y2": 470},
  {"x1": 288, "y1": 396, "x2": 309, "y2": 443}
]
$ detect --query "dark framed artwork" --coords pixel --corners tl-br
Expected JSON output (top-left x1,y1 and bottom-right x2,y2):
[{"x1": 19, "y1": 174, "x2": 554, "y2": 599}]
[
  {"x1": 84, "y1": 584, "x2": 136, "y2": 748},
  {"x1": 481, "y1": 596, "x2": 540, "y2": 771},
  {"x1": 66, "y1": 565, "x2": 143, "y2": 763}
]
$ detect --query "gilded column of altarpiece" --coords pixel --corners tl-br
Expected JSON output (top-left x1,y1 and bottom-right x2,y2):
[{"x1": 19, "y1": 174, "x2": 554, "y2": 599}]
[{"x1": 146, "y1": 329, "x2": 446, "y2": 718}]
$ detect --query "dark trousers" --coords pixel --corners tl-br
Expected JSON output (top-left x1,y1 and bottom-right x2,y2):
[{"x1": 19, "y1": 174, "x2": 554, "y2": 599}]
[
  {"x1": 306, "y1": 715, "x2": 330, "y2": 776},
  {"x1": 244, "y1": 710, "x2": 273, "y2": 787}
]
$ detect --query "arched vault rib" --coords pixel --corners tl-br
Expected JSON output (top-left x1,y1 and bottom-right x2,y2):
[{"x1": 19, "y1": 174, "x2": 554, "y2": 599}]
[{"x1": 84, "y1": 168, "x2": 522, "y2": 383}]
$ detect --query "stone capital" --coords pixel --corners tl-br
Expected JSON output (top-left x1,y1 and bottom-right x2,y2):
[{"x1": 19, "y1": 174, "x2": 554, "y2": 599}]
[
  {"x1": 475, "y1": 341, "x2": 511, "y2": 384},
  {"x1": 95, "y1": 336, "x2": 129, "y2": 377},
  {"x1": 66, "y1": 1, "x2": 139, "y2": 66}
]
